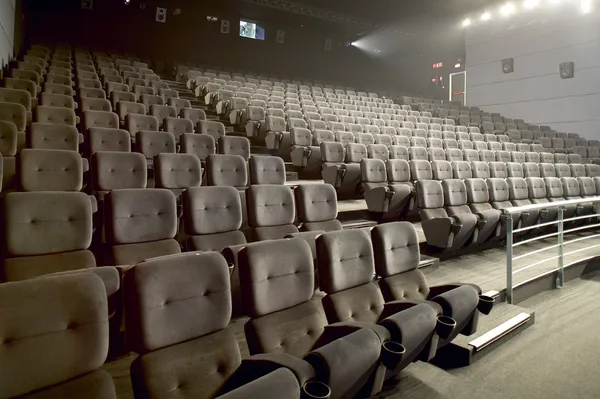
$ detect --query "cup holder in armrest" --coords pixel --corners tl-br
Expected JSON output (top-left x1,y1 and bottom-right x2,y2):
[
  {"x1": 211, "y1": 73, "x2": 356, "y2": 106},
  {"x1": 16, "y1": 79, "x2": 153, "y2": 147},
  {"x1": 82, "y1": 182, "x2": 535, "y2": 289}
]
[
  {"x1": 301, "y1": 381, "x2": 331, "y2": 399},
  {"x1": 227, "y1": 263, "x2": 235, "y2": 277},
  {"x1": 478, "y1": 295, "x2": 495, "y2": 315},
  {"x1": 380, "y1": 341, "x2": 406, "y2": 371},
  {"x1": 436, "y1": 315, "x2": 456, "y2": 340}
]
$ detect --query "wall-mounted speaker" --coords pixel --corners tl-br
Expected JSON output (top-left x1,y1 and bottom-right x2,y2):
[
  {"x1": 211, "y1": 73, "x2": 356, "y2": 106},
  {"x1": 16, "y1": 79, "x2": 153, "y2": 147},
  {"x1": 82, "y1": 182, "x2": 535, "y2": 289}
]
[
  {"x1": 276, "y1": 30, "x2": 285, "y2": 44},
  {"x1": 501, "y1": 58, "x2": 514, "y2": 74},
  {"x1": 81, "y1": 0, "x2": 93, "y2": 10},
  {"x1": 559, "y1": 62, "x2": 574, "y2": 79},
  {"x1": 155, "y1": 7, "x2": 166, "y2": 23},
  {"x1": 324, "y1": 39, "x2": 332, "y2": 52},
  {"x1": 221, "y1": 20, "x2": 230, "y2": 34}
]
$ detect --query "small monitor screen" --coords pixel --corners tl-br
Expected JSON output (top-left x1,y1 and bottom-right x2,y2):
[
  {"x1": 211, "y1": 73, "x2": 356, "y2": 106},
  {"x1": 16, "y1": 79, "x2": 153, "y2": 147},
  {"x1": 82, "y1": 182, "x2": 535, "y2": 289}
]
[{"x1": 240, "y1": 19, "x2": 265, "y2": 40}]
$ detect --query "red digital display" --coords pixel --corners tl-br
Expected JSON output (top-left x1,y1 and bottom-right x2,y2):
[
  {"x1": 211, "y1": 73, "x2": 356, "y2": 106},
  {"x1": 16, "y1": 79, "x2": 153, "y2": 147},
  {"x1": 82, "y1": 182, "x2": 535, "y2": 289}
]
[{"x1": 432, "y1": 62, "x2": 444, "y2": 69}]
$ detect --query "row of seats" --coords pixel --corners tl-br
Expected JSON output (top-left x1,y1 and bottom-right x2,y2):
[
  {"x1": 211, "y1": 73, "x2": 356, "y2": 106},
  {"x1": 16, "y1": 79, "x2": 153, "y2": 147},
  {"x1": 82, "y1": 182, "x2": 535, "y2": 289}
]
[
  {"x1": 417, "y1": 176, "x2": 598, "y2": 251},
  {"x1": 1, "y1": 221, "x2": 493, "y2": 398},
  {"x1": 0, "y1": 181, "x2": 341, "y2": 280}
]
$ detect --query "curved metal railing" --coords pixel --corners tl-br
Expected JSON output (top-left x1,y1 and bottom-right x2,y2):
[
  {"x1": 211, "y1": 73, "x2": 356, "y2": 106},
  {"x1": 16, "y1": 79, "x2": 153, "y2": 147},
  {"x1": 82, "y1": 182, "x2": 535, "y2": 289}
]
[{"x1": 503, "y1": 196, "x2": 600, "y2": 304}]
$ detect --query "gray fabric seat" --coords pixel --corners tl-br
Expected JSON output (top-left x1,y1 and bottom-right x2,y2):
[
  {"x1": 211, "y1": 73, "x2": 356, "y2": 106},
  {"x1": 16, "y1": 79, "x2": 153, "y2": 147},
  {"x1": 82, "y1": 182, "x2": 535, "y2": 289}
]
[
  {"x1": 82, "y1": 110, "x2": 120, "y2": 131},
  {"x1": 295, "y1": 183, "x2": 342, "y2": 232},
  {"x1": 207, "y1": 154, "x2": 248, "y2": 188},
  {"x1": 508, "y1": 177, "x2": 539, "y2": 230},
  {"x1": 124, "y1": 252, "x2": 242, "y2": 399},
  {"x1": 417, "y1": 180, "x2": 478, "y2": 251},
  {"x1": 487, "y1": 178, "x2": 521, "y2": 230},
  {"x1": 372, "y1": 222, "x2": 483, "y2": 346},
  {"x1": 126, "y1": 113, "x2": 157, "y2": 138},
  {"x1": 219, "y1": 136, "x2": 251, "y2": 161},
  {"x1": 183, "y1": 186, "x2": 247, "y2": 252},
  {"x1": 88, "y1": 127, "x2": 131, "y2": 154},
  {"x1": 136, "y1": 131, "x2": 176, "y2": 162},
  {"x1": 199, "y1": 120, "x2": 226, "y2": 141},
  {"x1": 249, "y1": 156, "x2": 286, "y2": 185},
  {"x1": 164, "y1": 117, "x2": 194, "y2": 141},
  {"x1": 181, "y1": 133, "x2": 215, "y2": 161},
  {"x1": 464, "y1": 179, "x2": 502, "y2": 243},
  {"x1": 0, "y1": 273, "x2": 115, "y2": 398},
  {"x1": 104, "y1": 188, "x2": 181, "y2": 265},
  {"x1": 316, "y1": 229, "x2": 439, "y2": 371},
  {"x1": 91, "y1": 152, "x2": 147, "y2": 198},
  {"x1": 2, "y1": 192, "x2": 96, "y2": 281},
  {"x1": 321, "y1": 141, "x2": 361, "y2": 199},
  {"x1": 29, "y1": 123, "x2": 82, "y2": 151},
  {"x1": 238, "y1": 238, "x2": 387, "y2": 398},
  {"x1": 526, "y1": 176, "x2": 558, "y2": 226},
  {"x1": 216, "y1": 368, "x2": 301, "y2": 399},
  {"x1": 154, "y1": 153, "x2": 202, "y2": 197},
  {"x1": 289, "y1": 128, "x2": 322, "y2": 176},
  {"x1": 18, "y1": 149, "x2": 84, "y2": 192},
  {"x1": 247, "y1": 184, "x2": 299, "y2": 240},
  {"x1": 361, "y1": 158, "x2": 413, "y2": 221}
]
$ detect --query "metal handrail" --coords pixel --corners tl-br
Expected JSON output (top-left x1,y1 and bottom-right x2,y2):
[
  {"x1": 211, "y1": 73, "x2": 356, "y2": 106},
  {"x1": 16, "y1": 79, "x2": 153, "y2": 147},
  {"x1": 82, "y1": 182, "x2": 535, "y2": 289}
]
[
  {"x1": 505, "y1": 197, "x2": 600, "y2": 304},
  {"x1": 503, "y1": 196, "x2": 600, "y2": 214}
]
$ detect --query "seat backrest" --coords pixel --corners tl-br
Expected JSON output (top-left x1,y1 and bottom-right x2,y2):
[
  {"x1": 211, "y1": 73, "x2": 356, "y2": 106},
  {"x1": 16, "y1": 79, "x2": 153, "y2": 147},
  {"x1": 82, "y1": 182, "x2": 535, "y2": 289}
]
[
  {"x1": 570, "y1": 164, "x2": 586, "y2": 178},
  {"x1": 416, "y1": 179, "x2": 444, "y2": 210},
  {"x1": 544, "y1": 177, "x2": 564, "y2": 198},
  {"x1": 522, "y1": 162, "x2": 540, "y2": 178},
  {"x1": 489, "y1": 162, "x2": 508, "y2": 178},
  {"x1": 247, "y1": 184, "x2": 296, "y2": 228},
  {"x1": 539, "y1": 163, "x2": 556, "y2": 178},
  {"x1": 164, "y1": 117, "x2": 194, "y2": 140},
  {"x1": 506, "y1": 162, "x2": 524, "y2": 178},
  {"x1": 0, "y1": 273, "x2": 108, "y2": 398},
  {"x1": 465, "y1": 178, "x2": 490, "y2": 205},
  {"x1": 181, "y1": 107, "x2": 207, "y2": 124},
  {"x1": 316, "y1": 229, "x2": 383, "y2": 323},
  {"x1": 432, "y1": 160, "x2": 452, "y2": 180},
  {"x1": 320, "y1": 141, "x2": 345, "y2": 163},
  {"x1": 181, "y1": 133, "x2": 215, "y2": 161},
  {"x1": 526, "y1": 176, "x2": 547, "y2": 199},
  {"x1": 507, "y1": 177, "x2": 529, "y2": 201},
  {"x1": 561, "y1": 176, "x2": 581, "y2": 197},
  {"x1": 442, "y1": 178, "x2": 469, "y2": 208},
  {"x1": 92, "y1": 152, "x2": 147, "y2": 191},
  {"x1": 554, "y1": 163, "x2": 571, "y2": 178},
  {"x1": 126, "y1": 113, "x2": 158, "y2": 136},
  {"x1": 249, "y1": 156, "x2": 286, "y2": 185},
  {"x1": 29, "y1": 123, "x2": 80, "y2": 151},
  {"x1": 451, "y1": 160, "x2": 472, "y2": 179},
  {"x1": 239, "y1": 238, "x2": 322, "y2": 357},
  {"x1": 470, "y1": 161, "x2": 489, "y2": 179},
  {"x1": 82, "y1": 110, "x2": 119, "y2": 130},
  {"x1": 578, "y1": 176, "x2": 596, "y2": 197},
  {"x1": 0, "y1": 102, "x2": 26, "y2": 131},
  {"x1": 136, "y1": 131, "x2": 176, "y2": 160},
  {"x1": 19, "y1": 149, "x2": 83, "y2": 191},
  {"x1": 487, "y1": 178, "x2": 510, "y2": 203},
  {"x1": 410, "y1": 159, "x2": 432, "y2": 180},
  {"x1": 386, "y1": 159, "x2": 411, "y2": 183},
  {"x1": 219, "y1": 136, "x2": 250, "y2": 161},
  {"x1": 207, "y1": 154, "x2": 248, "y2": 187},
  {"x1": 155, "y1": 153, "x2": 202, "y2": 190},
  {"x1": 294, "y1": 183, "x2": 341, "y2": 231},
  {"x1": 105, "y1": 188, "x2": 178, "y2": 245},
  {"x1": 199, "y1": 120, "x2": 226, "y2": 140},
  {"x1": 183, "y1": 186, "x2": 243, "y2": 238},
  {"x1": 367, "y1": 143, "x2": 389, "y2": 161}
]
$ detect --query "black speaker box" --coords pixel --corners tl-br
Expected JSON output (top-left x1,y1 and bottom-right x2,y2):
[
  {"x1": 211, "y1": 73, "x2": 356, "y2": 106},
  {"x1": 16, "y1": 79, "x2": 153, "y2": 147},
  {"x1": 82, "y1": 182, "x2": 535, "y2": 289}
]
[
  {"x1": 559, "y1": 62, "x2": 574, "y2": 79},
  {"x1": 501, "y1": 58, "x2": 514, "y2": 74}
]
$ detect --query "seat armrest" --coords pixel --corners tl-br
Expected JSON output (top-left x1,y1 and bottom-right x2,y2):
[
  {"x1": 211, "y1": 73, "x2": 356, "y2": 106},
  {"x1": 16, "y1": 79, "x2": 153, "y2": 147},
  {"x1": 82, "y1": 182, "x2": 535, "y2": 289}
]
[
  {"x1": 305, "y1": 328, "x2": 381, "y2": 399},
  {"x1": 378, "y1": 303, "x2": 438, "y2": 361},
  {"x1": 430, "y1": 285, "x2": 480, "y2": 322},
  {"x1": 428, "y1": 283, "x2": 482, "y2": 299},
  {"x1": 379, "y1": 299, "x2": 428, "y2": 319},
  {"x1": 88, "y1": 195, "x2": 98, "y2": 213},
  {"x1": 218, "y1": 353, "x2": 315, "y2": 395}
]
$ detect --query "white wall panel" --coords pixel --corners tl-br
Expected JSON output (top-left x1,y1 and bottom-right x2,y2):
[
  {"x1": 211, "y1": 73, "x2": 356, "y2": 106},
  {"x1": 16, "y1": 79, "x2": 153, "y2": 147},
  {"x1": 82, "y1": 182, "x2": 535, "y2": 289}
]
[{"x1": 465, "y1": 11, "x2": 600, "y2": 140}]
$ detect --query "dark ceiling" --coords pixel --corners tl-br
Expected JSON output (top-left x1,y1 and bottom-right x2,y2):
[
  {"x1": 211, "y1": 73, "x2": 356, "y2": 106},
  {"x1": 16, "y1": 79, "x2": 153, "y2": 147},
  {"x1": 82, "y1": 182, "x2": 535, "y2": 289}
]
[{"x1": 292, "y1": 0, "x2": 503, "y2": 24}]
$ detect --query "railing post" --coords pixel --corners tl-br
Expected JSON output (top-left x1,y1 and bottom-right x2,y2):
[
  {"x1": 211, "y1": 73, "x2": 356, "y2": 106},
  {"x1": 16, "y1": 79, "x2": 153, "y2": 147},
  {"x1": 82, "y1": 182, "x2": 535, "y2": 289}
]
[
  {"x1": 557, "y1": 207, "x2": 564, "y2": 289},
  {"x1": 505, "y1": 213, "x2": 514, "y2": 304}
]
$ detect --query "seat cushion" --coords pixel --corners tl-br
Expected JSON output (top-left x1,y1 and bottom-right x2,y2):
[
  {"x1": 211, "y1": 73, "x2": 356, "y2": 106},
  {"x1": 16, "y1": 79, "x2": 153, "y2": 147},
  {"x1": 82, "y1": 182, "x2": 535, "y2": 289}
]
[{"x1": 3, "y1": 250, "x2": 96, "y2": 282}]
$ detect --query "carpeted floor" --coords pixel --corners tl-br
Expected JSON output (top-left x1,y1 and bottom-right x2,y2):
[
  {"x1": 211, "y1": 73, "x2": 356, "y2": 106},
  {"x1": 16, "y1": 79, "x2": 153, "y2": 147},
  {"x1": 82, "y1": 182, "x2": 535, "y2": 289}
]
[{"x1": 379, "y1": 271, "x2": 600, "y2": 398}]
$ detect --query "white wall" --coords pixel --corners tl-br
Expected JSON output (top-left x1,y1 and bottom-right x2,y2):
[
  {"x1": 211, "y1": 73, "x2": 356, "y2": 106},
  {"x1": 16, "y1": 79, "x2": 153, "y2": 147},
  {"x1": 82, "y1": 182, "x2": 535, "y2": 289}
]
[
  {"x1": 465, "y1": 9, "x2": 600, "y2": 139},
  {"x1": 0, "y1": 0, "x2": 15, "y2": 71}
]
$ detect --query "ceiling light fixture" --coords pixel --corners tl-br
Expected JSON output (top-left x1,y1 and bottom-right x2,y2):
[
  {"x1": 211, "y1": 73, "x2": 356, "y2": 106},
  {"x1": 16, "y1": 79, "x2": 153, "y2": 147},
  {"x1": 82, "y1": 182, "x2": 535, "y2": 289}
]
[
  {"x1": 501, "y1": 3, "x2": 515, "y2": 16},
  {"x1": 462, "y1": 18, "x2": 472, "y2": 27},
  {"x1": 481, "y1": 11, "x2": 491, "y2": 21},
  {"x1": 581, "y1": 0, "x2": 592, "y2": 13},
  {"x1": 524, "y1": 0, "x2": 540, "y2": 9}
]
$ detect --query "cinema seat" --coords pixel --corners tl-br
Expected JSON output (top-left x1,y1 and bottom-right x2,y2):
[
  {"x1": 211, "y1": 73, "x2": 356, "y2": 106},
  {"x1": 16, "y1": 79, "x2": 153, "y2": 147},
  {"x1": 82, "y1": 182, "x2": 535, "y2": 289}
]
[
  {"x1": 0, "y1": 273, "x2": 115, "y2": 398},
  {"x1": 2, "y1": 191, "x2": 96, "y2": 281},
  {"x1": 104, "y1": 188, "x2": 181, "y2": 265},
  {"x1": 372, "y1": 222, "x2": 488, "y2": 345},
  {"x1": 238, "y1": 238, "x2": 387, "y2": 398}
]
